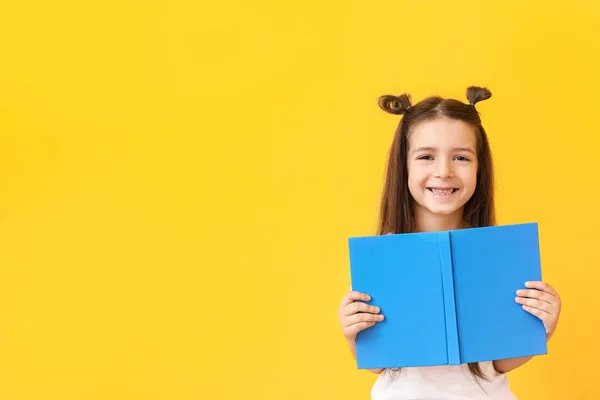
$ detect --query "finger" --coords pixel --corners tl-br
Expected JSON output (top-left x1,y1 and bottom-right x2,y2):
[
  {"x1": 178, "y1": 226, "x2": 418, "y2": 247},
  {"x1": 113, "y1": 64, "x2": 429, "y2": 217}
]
[
  {"x1": 348, "y1": 321, "x2": 376, "y2": 335},
  {"x1": 516, "y1": 289, "x2": 556, "y2": 304},
  {"x1": 340, "y1": 291, "x2": 371, "y2": 308},
  {"x1": 524, "y1": 281, "x2": 559, "y2": 297},
  {"x1": 522, "y1": 305, "x2": 553, "y2": 322},
  {"x1": 343, "y1": 302, "x2": 380, "y2": 317},
  {"x1": 515, "y1": 296, "x2": 555, "y2": 313},
  {"x1": 346, "y1": 312, "x2": 384, "y2": 326}
]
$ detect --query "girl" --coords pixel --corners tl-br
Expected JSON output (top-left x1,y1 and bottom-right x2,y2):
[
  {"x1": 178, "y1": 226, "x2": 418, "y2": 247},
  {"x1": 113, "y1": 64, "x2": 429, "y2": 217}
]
[{"x1": 338, "y1": 87, "x2": 562, "y2": 399}]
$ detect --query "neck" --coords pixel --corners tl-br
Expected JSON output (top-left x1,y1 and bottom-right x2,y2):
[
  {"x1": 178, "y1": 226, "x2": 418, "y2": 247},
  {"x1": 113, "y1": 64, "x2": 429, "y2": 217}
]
[{"x1": 413, "y1": 207, "x2": 467, "y2": 233}]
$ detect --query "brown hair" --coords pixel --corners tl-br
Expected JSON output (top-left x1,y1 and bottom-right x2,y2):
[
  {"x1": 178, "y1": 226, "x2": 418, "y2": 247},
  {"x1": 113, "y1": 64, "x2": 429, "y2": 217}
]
[{"x1": 376, "y1": 86, "x2": 495, "y2": 381}]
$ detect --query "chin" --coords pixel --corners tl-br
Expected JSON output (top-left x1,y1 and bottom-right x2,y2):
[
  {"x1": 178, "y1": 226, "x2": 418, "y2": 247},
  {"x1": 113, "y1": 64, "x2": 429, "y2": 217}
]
[{"x1": 425, "y1": 205, "x2": 463, "y2": 216}]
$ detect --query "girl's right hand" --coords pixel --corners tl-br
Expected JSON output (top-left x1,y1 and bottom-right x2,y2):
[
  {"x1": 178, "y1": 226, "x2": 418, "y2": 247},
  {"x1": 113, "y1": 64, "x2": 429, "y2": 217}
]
[{"x1": 338, "y1": 290, "x2": 384, "y2": 343}]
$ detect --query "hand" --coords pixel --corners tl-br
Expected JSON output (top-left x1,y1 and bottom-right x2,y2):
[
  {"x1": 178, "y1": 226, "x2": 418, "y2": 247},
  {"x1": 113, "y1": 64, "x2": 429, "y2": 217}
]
[
  {"x1": 338, "y1": 291, "x2": 384, "y2": 343},
  {"x1": 515, "y1": 281, "x2": 562, "y2": 340}
]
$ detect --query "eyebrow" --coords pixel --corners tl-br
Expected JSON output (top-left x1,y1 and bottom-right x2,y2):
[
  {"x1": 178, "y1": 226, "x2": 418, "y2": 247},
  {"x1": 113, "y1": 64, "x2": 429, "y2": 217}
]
[{"x1": 411, "y1": 146, "x2": 476, "y2": 155}]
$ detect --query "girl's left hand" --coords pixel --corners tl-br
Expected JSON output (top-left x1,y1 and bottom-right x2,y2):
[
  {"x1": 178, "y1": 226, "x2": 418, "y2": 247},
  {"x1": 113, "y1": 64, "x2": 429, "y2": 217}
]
[{"x1": 515, "y1": 281, "x2": 562, "y2": 340}]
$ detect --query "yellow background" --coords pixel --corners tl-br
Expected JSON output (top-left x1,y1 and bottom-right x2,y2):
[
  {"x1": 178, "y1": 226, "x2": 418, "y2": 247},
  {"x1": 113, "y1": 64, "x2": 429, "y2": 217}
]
[{"x1": 0, "y1": 0, "x2": 596, "y2": 398}]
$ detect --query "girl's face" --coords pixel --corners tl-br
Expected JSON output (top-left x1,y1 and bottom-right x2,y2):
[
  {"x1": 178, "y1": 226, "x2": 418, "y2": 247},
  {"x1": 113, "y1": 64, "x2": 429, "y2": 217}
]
[{"x1": 407, "y1": 116, "x2": 478, "y2": 221}]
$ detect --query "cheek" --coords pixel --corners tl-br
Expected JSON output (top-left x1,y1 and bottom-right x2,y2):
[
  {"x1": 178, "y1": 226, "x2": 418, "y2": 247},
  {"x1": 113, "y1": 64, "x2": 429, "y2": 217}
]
[
  {"x1": 407, "y1": 166, "x2": 424, "y2": 187},
  {"x1": 462, "y1": 166, "x2": 478, "y2": 190},
  {"x1": 407, "y1": 169, "x2": 428, "y2": 199}
]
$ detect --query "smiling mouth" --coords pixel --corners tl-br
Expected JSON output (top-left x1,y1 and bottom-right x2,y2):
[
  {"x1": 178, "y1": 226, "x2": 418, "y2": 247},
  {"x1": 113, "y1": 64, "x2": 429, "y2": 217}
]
[{"x1": 427, "y1": 188, "x2": 458, "y2": 196}]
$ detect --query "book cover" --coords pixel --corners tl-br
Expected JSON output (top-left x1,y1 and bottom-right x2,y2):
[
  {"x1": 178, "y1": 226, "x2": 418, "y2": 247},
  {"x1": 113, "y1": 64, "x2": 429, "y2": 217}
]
[{"x1": 347, "y1": 223, "x2": 548, "y2": 369}]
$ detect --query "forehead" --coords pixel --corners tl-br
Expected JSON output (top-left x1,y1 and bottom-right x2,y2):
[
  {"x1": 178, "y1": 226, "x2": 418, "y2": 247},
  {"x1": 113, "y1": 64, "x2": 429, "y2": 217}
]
[{"x1": 409, "y1": 117, "x2": 477, "y2": 149}]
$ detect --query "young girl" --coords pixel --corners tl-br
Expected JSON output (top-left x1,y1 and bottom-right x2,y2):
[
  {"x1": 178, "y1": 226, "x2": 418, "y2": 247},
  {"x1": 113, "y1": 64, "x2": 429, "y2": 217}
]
[{"x1": 338, "y1": 87, "x2": 562, "y2": 399}]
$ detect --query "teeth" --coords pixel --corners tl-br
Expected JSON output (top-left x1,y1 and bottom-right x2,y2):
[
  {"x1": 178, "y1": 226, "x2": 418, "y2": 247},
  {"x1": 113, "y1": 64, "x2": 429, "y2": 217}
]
[{"x1": 430, "y1": 188, "x2": 454, "y2": 195}]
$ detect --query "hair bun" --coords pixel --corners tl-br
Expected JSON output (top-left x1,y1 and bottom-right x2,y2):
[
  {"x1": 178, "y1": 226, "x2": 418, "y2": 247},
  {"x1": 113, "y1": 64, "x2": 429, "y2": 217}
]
[{"x1": 378, "y1": 94, "x2": 412, "y2": 115}]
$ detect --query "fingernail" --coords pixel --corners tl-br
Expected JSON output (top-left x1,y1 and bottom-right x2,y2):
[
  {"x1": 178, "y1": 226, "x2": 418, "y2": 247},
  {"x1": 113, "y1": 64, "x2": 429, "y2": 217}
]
[{"x1": 378, "y1": 315, "x2": 384, "y2": 320}]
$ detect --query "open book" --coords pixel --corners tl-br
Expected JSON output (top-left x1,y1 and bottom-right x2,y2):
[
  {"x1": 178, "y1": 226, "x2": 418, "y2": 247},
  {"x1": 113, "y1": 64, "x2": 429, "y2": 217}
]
[{"x1": 348, "y1": 223, "x2": 547, "y2": 369}]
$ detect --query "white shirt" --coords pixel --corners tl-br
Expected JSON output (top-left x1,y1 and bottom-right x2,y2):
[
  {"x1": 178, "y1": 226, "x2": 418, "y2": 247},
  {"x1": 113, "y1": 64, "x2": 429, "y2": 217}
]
[{"x1": 371, "y1": 362, "x2": 518, "y2": 400}]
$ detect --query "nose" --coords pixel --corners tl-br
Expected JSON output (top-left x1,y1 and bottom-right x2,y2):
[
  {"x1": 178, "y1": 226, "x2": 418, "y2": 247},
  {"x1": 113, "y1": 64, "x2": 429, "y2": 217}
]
[{"x1": 434, "y1": 158, "x2": 454, "y2": 178}]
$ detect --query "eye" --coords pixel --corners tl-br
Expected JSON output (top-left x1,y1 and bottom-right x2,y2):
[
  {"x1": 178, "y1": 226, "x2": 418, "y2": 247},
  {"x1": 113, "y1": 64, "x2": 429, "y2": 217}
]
[
  {"x1": 454, "y1": 155, "x2": 471, "y2": 162},
  {"x1": 417, "y1": 155, "x2": 433, "y2": 160}
]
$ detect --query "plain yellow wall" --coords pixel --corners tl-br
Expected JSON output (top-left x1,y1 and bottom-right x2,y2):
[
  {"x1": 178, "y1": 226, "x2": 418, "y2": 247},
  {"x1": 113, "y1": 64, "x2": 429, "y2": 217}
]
[{"x1": 0, "y1": 0, "x2": 598, "y2": 398}]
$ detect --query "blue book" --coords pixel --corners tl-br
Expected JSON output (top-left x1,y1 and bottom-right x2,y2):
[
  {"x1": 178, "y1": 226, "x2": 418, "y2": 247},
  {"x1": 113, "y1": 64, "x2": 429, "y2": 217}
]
[{"x1": 347, "y1": 223, "x2": 548, "y2": 369}]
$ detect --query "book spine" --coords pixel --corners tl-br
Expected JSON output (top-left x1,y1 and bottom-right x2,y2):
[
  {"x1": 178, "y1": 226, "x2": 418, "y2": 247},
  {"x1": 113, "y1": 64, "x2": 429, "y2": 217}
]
[{"x1": 438, "y1": 231, "x2": 461, "y2": 365}]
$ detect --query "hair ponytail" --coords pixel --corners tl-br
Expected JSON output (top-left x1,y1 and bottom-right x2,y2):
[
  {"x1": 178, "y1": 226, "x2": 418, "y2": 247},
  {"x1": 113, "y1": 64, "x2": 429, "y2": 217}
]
[{"x1": 466, "y1": 86, "x2": 492, "y2": 107}]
